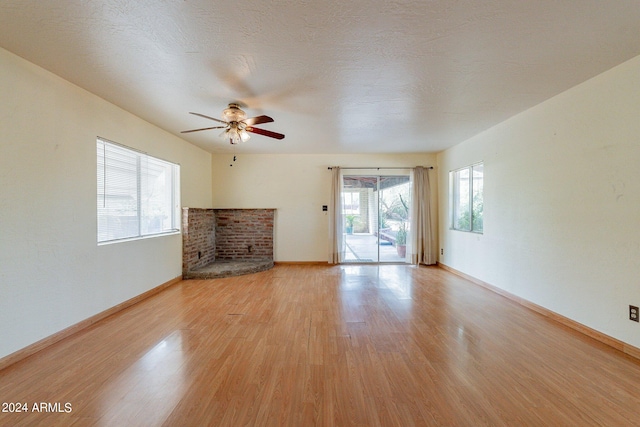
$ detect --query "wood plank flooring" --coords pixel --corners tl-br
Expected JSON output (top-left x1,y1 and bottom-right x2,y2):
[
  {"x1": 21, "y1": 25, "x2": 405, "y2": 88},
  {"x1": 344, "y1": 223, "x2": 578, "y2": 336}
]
[{"x1": 2, "y1": 264, "x2": 640, "y2": 426}]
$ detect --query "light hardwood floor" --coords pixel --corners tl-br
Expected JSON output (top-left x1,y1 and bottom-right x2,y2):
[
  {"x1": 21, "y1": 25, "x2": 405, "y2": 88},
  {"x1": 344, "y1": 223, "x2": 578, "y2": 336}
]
[{"x1": 1, "y1": 264, "x2": 640, "y2": 426}]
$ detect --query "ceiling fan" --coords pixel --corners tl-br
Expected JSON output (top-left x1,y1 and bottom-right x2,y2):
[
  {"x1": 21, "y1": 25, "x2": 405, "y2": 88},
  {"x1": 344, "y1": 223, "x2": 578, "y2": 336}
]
[{"x1": 181, "y1": 103, "x2": 285, "y2": 144}]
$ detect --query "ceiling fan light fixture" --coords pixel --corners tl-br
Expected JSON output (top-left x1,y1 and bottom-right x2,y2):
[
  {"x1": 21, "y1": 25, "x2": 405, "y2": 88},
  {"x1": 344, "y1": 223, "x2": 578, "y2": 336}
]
[{"x1": 222, "y1": 123, "x2": 250, "y2": 145}]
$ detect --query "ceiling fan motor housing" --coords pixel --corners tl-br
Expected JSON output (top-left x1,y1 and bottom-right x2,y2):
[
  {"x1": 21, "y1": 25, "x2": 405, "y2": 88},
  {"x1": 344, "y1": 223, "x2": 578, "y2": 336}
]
[{"x1": 223, "y1": 103, "x2": 247, "y2": 123}]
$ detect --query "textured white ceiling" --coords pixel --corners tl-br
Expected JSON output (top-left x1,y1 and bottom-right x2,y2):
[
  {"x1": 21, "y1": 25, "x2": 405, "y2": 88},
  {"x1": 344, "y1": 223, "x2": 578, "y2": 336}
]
[{"x1": 1, "y1": 1, "x2": 639, "y2": 154}]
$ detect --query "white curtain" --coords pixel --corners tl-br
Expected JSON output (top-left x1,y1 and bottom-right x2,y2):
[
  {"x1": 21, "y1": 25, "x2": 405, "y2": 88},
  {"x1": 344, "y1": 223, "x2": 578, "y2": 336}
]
[
  {"x1": 328, "y1": 167, "x2": 344, "y2": 264},
  {"x1": 409, "y1": 166, "x2": 436, "y2": 265}
]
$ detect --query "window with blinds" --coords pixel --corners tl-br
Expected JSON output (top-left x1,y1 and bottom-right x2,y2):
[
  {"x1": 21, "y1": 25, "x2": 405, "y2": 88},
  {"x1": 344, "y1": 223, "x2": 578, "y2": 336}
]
[{"x1": 97, "y1": 138, "x2": 180, "y2": 244}]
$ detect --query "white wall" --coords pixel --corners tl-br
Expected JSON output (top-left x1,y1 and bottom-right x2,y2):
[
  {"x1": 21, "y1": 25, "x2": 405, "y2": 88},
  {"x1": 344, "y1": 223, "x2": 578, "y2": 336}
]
[
  {"x1": 0, "y1": 47, "x2": 213, "y2": 359},
  {"x1": 438, "y1": 55, "x2": 640, "y2": 348},
  {"x1": 211, "y1": 153, "x2": 437, "y2": 261}
]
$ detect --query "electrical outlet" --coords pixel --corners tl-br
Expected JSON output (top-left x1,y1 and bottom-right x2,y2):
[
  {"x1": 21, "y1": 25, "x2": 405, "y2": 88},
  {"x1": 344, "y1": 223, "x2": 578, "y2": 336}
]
[
  {"x1": 630, "y1": 305, "x2": 639, "y2": 322},
  {"x1": 441, "y1": 248, "x2": 444, "y2": 255}
]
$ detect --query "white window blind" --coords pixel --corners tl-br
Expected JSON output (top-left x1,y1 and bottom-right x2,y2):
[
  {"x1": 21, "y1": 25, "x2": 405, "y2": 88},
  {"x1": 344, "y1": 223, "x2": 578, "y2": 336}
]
[{"x1": 97, "y1": 138, "x2": 180, "y2": 243}]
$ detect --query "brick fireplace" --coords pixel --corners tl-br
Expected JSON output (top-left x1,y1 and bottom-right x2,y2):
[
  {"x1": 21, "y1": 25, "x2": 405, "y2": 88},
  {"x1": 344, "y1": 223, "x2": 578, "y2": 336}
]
[{"x1": 182, "y1": 208, "x2": 275, "y2": 279}]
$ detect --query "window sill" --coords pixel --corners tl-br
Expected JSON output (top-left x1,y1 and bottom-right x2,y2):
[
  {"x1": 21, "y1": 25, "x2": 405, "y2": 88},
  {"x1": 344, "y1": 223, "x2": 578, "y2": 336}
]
[{"x1": 98, "y1": 230, "x2": 180, "y2": 246}]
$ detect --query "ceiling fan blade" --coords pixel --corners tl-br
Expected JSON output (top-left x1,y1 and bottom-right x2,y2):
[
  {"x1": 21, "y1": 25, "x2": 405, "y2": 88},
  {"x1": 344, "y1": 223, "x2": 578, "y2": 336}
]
[
  {"x1": 189, "y1": 112, "x2": 228, "y2": 124},
  {"x1": 246, "y1": 126, "x2": 285, "y2": 140},
  {"x1": 181, "y1": 126, "x2": 227, "y2": 133},
  {"x1": 242, "y1": 115, "x2": 274, "y2": 126}
]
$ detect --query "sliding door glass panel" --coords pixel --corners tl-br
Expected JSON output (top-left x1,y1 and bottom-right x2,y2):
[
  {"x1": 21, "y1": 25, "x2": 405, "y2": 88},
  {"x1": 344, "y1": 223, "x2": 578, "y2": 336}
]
[
  {"x1": 342, "y1": 174, "x2": 411, "y2": 263},
  {"x1": 378, "y1": 175, "x2": 411, "y2": 262},
  {"x1": 343, "y1": 176, "x2": 379, "y2": 262}
]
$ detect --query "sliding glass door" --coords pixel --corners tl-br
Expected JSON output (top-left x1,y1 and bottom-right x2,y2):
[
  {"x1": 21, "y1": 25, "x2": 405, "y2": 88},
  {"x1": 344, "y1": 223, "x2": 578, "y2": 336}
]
[{"x1": 341, "y1": 172, "x2": 411, "y2": 263}]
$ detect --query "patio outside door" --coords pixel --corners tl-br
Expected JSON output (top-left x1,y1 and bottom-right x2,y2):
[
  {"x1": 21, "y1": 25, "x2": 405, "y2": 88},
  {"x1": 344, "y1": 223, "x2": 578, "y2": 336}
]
[{"x1": 342, "y1": 174, "x2": 411, "y2": 263}]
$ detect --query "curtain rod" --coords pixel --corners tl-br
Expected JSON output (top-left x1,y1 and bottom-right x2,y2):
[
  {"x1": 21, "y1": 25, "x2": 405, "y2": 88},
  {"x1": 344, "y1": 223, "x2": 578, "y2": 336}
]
[{"x1": 327, "y1": 166, "x2": 433, "y2": 170}]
